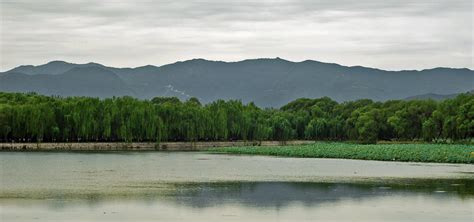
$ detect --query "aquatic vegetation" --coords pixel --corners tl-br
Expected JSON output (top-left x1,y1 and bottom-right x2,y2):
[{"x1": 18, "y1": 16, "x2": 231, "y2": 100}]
[{"x1": 208, "y1": 143, "x2": 474, "y2": 163}]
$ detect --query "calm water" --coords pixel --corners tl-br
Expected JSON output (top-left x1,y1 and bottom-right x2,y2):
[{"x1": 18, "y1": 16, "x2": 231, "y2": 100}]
[{"x1": 1, "y1": 152, "x2": 473, "y2": 221}]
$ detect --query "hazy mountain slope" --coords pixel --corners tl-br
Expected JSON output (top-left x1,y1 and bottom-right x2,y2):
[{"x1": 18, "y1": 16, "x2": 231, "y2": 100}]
[
  {"x1": 0, "y1": 66, "x2": 133, "y2": 97},
  {"x1": 1, "y1": 58, "x2": 473, "y2": 107},
  {"x1": 123, "y1": 58, "x2": 473, "y2": 106},
  {"x1": 7, "y1": 61, "x2": 94, "y2": 75},
  {"x1": 405, "y1": 93, "x2": 459, "y2": 101},
  {"x1": 405, "y1": 90, "x2": 474, "y2": 101}
]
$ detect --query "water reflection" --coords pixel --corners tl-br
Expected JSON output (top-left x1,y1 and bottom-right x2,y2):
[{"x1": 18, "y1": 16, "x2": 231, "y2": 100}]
[
  {"x1": 4, "y1": 180, "x2": 471, "y2": 207},
  {"x1": 2, "y1": 181, "x2": 473, "y2": 222},
  {"x1": 1, "y1": 152, "x2": 473, "y2": 221},
  {"x1": 170, "y1": 180, "x2": 473, "y2": 209}
]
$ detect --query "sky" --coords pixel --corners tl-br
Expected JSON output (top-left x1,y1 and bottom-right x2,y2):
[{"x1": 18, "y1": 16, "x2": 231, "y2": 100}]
[{"x1": 0, "y1": 0, "x2": 472, "y2": 71}]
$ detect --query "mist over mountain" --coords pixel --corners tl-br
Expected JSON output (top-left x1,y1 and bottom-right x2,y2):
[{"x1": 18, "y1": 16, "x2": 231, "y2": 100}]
[{"x1": 1, "y1": 58, "x2": 473, "y2": 107}]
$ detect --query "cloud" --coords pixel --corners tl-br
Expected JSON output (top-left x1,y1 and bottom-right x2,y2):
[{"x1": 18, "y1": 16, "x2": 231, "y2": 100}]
[{"x1": 0, "y1": 0, "x2": 472, "y2": 71}]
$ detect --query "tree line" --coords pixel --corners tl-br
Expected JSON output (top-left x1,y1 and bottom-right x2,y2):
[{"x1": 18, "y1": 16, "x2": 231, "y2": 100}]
[{"x1": 0, "y1": 92, "x2": 472, "y2": 144}]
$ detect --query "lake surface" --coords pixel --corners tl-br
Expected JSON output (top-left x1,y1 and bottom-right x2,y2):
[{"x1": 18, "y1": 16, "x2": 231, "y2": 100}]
[{"x1": 1, "y1": 152, "x2": 473, "y2": 221}]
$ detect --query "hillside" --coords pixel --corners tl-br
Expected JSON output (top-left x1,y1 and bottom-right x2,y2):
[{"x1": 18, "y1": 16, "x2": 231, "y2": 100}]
[{"x1": 1, "y1": 58, "x2": 472, "y2": 107}]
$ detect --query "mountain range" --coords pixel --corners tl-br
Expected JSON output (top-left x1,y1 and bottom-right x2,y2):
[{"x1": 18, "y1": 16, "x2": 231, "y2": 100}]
[{"x1": 1, "y1": 58, "x2": 473, "y2": 107}]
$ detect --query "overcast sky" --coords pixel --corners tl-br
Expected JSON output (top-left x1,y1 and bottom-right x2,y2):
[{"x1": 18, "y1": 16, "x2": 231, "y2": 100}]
[{"x1": 0, "y1": 0, "x2": 472, "y2": 71}]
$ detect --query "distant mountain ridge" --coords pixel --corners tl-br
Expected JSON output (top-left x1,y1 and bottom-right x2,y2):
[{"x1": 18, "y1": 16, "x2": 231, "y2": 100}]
[
  {"x1": 1, "y1": 58, "x2": 473, "y2": 107},
  {"x1": 404, "y1": 90, "x2": 474, "y2": 101}
]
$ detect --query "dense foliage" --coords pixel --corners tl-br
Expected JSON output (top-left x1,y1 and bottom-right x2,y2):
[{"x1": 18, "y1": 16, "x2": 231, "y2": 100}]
[
  {"x1": 0, "y1": 92, "x2": 472, "y2": 143},
  {"x1": 208, "y1": 143, "x2": 473, "y2": 163}
]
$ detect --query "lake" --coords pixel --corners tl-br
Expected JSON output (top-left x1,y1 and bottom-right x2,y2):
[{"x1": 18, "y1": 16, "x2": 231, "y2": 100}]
[{"x1": 1, "y1": 152, "x2": 473, "y2": 221}]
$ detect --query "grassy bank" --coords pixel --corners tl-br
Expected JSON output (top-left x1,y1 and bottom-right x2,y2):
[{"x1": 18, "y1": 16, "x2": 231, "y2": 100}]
[{"x1": 207, "y1": 143, "x2": 474, "y2": 163}]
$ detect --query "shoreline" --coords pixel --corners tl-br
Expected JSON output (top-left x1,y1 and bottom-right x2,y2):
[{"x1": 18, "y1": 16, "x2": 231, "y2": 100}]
[
  {"x1": 0, "y1": 140, "x2": 315, "y2": 152},
  {"x1": 1, "y1": 141, "x2": 472, "y2": 164}
]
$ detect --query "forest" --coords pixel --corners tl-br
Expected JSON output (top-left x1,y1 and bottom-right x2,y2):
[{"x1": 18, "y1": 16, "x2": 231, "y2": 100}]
[{"x1": 0, "y1": 92, "x2": 472, "y2": 144}]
